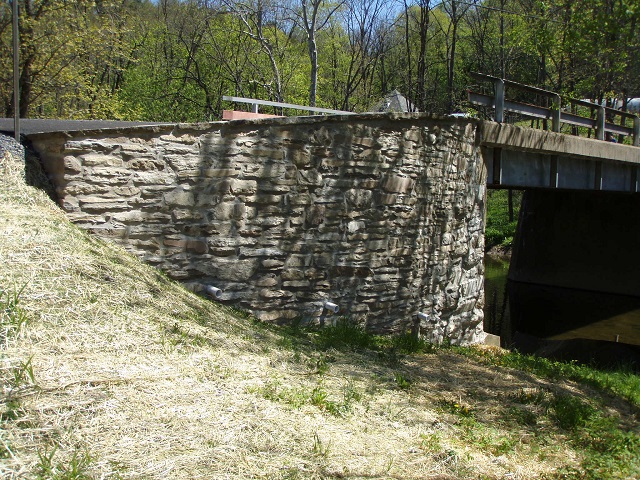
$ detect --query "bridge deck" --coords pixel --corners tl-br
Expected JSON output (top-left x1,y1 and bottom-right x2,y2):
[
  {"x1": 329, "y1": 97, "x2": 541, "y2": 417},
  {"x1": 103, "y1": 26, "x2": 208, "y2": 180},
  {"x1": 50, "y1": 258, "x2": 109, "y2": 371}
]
[{"x1": 479, "y1": 121, "x2": 640, "y2": 192}]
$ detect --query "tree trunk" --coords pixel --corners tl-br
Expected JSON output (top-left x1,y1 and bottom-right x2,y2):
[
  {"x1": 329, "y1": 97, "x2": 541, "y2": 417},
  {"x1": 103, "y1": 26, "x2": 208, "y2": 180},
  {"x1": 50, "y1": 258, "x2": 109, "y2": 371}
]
[{"x1": 308, "y1": 36, "x2": 318, "y2": 107}]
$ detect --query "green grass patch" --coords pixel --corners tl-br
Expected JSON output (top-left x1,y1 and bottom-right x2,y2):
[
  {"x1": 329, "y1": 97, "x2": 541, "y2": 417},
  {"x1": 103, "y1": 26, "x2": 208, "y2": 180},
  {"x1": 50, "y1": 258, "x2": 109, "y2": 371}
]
[{"x1": 456, "y1": 346, "x2": 640, "y2": 408}]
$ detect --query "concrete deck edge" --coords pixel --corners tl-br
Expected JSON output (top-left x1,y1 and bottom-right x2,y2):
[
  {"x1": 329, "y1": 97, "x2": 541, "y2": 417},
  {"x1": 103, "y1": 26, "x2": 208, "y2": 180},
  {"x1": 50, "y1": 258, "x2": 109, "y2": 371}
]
[{"x1": 479, "y1": 121, "x2": 640, "y2": 164}]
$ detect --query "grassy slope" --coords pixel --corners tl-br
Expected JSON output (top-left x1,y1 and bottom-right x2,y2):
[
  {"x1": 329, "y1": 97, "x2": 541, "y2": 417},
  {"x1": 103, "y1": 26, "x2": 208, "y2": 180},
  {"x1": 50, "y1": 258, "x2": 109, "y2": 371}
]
[{"x1": 1, "y1": 147, "x2": 638, "y2": 479}]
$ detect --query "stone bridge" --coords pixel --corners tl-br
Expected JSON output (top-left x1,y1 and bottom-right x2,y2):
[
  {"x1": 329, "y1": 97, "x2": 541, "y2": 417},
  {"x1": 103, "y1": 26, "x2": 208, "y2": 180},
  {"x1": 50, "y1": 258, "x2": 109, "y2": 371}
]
[{"x1": 24, "y1": 113, "x2": 640, "y2": 344}]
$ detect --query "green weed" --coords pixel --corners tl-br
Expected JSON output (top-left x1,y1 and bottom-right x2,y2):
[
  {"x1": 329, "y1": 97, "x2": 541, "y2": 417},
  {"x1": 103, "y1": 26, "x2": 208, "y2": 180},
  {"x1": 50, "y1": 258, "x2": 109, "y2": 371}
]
[
  {"x1": 306, "y1": 353, "x2": 335, "y2": 375},
  {"x1": 507, "y1": 405, "x2": 538, "y2": 426},
  {"x1": 315, "y1": 319, "x2": 373, "y2": 351},
  {"x1": 1, "y1": 284, "x2": 29, "y2": 343},
  {"x1": 394, "y1": 372, "x2": 412, "y2": 391},
  {"x1": 438, "y1": 399, "x2": 474, "y2": 418},
  {"x1": 458, "y1": 418, "x2": 518, "y2": 456},
  {"x1": 384, "y1": 332, "x2": 437, "y2": 355},
  {"x1": 312, "y1": 432, "x2": 331, "y2": 458},
  {"x1": 510, "y1": 387, "x2": 547, "y2": 405},
  {"x1": 551, "y1": 395, "x2": 597, "y2": 431},
  {"x1": 36, "y1": 445, "x2": 93, "y2": 480},
  {"x1": 7, "y1": 355, "x2": 36, "y2": 390},
  {"x1": 253, "y1": 380, "x2": 309, "y2": 409},
  {"x1": 419, "y1": 432, "x2": 442, "y2": 453},
  {"x1": 485, "y1": 190, "x2": 522, "y2": 249}
]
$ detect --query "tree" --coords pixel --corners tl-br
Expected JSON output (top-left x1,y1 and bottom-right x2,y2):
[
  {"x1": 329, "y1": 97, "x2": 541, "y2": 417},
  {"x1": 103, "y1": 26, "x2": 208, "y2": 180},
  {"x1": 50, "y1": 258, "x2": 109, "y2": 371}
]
[
  {"x1": 435, "y1": 0, "x2": 478, "y2": 113},
  {"x1": 0, "y1": 0, "x2": 143, "y2": 119},
  {"x1": 293, "y1": 0, "x2": 344, "y2": 107},
  {"x1": 319, "y1": 0, "x2": 389, "y2": 111}
]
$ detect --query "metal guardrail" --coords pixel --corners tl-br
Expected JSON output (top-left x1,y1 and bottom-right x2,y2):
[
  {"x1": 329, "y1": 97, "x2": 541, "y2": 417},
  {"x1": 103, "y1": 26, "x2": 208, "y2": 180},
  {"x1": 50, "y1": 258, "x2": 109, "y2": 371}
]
[
  {"x1": 468, "y1": 72, "x2": 640, "y2": 146},
  {"x1": 222, "y1": 96, "x2": 355, "y2": 116}
]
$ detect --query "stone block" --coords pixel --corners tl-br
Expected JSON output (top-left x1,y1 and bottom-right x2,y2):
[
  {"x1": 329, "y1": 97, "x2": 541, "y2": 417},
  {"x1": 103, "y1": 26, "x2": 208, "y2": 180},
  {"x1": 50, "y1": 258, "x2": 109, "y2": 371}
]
[
  {"x1": 381, "y1": 174, "x2": 414, "y2": 194},
  {"x1": 164, "y1": 188, "x2": 195, "y2": 207},
  {"x1": 210, "y1": 200, "x2": 245, "y2": 220},
  {"x1": 202, "y1": 258, "x2": 259, "y2": 282},
  {"x1": 345, "y1": 189, "x2": 373, "y2": 209},
  {"x1": 163, "y1": 237, "x2": 208, "y2": 254},
  {"x1": 281, "y1": 269, "x2": 305, "y2": 281},
  {"x1": 288, "y1": 148, "x2": 311, "y2": 166},
  {"x1": 239, "y1": 247, "x2": 286, "y2": 258},
  {"x1": 282, "y1": 280, "x2": 311, "y2": 288},
  {"x1": 64, "y1": 156, "x2": 82, "y2": 173},
  {"x1": 305, "y1": 205, "x2": 325, "y2": 227},
  {"x1": 128, "y1": 158, "x2": 165, "y2": 171},
  {"x1": 82, "y1": 153, "x2": 124, "y2": 167},
  {"x1": 262, "y1": 259, "x2": 285, "y2": 269},
  {"x1": 288, "y1": 193, "x2": 312, "y2": 206},
  {"x1": 113, "y1": 186, "x2": 141, "y2": 197},
  {"x1": 230, "y1": 179, "x2": 258, "y2": 195},
  {"x1": 298, "y1": 169, "x2": 323, "y2": 186},
  {"x1": 259, "y1": 289, "x2": 293, "y2": 299},
  {"x1": 253, "y1": 275, "x2": 278, "y2": 287}
]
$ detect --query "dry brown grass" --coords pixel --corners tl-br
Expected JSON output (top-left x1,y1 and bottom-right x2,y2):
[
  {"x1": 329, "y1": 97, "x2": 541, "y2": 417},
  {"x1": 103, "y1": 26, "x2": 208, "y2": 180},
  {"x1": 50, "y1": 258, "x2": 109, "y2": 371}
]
[{"x1": 0, "y1": 145, "x2": 634, "y2": 479}]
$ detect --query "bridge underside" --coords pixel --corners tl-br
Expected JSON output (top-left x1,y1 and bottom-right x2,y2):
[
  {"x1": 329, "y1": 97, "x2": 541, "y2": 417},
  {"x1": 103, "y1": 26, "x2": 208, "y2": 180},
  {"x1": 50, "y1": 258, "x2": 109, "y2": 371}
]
[
  {"x1": 509, "y1": 189, "x2": 640, "y2": 297},
  {"x1": 485, "y1": 147, "x2": 639, "y2": 192}
]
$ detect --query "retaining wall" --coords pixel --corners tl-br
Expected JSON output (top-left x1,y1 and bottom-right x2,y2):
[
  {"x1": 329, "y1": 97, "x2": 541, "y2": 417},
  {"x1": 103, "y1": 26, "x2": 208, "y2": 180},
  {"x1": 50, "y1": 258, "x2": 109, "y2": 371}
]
[{"x1": 30, "y1": 113, "x2": 486, "y2": 343}]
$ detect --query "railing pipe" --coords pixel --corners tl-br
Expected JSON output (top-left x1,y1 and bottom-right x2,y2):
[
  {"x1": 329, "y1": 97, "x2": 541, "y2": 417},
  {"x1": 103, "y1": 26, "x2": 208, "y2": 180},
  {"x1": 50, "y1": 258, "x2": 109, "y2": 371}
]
[
  {"x1": 470, "y1": 75, "x2": 640, "y2": 145},
  {"x1": 223, "y1": 95, "x2": 354, "y2": 115}
]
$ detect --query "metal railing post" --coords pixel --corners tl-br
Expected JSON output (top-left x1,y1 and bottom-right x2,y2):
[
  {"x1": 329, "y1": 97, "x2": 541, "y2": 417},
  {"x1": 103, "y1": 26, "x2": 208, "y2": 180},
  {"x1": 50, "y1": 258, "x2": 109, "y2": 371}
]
[
  {"x1": 12, "y1": 0, "x2": 19, "y2": 141},
  {"x1": 634, "y1": 116, "x2": 640, "y2": 147},
  {"x1": 494, "y1": 79, "x2": 505, "y2": 123},
  {"x1": 552, "y1": 94, "x2": 561, "y2": 132},
  {"x1": 596, "y1": 106, "x2": 605, "y2": 141}
]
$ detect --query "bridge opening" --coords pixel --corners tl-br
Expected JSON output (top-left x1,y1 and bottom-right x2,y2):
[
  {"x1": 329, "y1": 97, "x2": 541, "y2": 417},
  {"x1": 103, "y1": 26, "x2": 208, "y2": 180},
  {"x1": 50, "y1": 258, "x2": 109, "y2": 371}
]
[{"x1": 484, "y1": 188, "x2": 640, "y2": 369}]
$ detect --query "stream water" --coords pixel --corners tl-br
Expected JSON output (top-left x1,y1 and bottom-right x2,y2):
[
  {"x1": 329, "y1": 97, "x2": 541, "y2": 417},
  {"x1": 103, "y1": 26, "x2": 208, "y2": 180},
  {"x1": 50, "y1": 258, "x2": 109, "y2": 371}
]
[{"x1": 483, "y1": 256, "x2": 640, "y2": 366}]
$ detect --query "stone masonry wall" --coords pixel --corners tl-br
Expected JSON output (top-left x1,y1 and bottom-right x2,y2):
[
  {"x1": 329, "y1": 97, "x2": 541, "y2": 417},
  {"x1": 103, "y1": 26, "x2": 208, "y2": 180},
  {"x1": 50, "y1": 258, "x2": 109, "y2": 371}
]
[{"x1": 30, "y1": 113, "x2": 487, "y2": 344}]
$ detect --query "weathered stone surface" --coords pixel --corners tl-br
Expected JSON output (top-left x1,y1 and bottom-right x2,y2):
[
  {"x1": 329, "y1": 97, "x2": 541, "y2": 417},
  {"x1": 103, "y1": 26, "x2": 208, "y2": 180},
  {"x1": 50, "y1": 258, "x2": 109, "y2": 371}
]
[
  {"x1": 164, "y1": 188, "x2": 195, "y2": 207},
  {"x1": 381, "y1": 174, "x2": 414, "y2": 194},
  {"x1": 33, "y1": 114, "x2": 485, "y2": 344},
  {"x1": 82, "y1": 153, "x2": 124, "y2": 167}
]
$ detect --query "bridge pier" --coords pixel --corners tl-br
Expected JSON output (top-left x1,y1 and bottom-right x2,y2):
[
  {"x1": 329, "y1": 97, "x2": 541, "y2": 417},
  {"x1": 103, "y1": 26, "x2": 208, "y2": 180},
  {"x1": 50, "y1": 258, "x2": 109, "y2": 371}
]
[{"x1": 510, "y1": 189, "x2": 640, "y2": 297}]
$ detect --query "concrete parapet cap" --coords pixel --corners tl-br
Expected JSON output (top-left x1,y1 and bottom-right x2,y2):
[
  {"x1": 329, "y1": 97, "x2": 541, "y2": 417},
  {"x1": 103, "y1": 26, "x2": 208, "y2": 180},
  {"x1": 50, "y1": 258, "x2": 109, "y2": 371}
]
[
  {"x1": 24, "y1": 112, "x2": 479, "y2": 141},
  {"x1": 479, "y1": 121, "x2": 640, "y2": 164}
]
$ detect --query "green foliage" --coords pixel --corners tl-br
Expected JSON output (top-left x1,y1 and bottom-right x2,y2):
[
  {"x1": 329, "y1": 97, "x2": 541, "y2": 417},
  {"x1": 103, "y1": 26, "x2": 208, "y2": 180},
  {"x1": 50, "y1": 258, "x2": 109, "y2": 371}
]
[
  {"x1": 1, "y1": 0, "x2": 637, "y2": 123},
  {"x1": 306, "y1": 353, "x2": 335, "y2": 376},
  {"x1": 386, "y1": 332, "x2": 438, "y2": 355},
  {"x1": 485, "y1": 189, "x2": 522, "y2": 249},
  {"x1": 315, "y1": 319, "x2": 374, "y2": 351},
  {"x1": 551, "y1": 395, "x2": 597, "y2": 430},
  {"x1": 253, "y1": 377, "x2": 362, "y2": 417}
]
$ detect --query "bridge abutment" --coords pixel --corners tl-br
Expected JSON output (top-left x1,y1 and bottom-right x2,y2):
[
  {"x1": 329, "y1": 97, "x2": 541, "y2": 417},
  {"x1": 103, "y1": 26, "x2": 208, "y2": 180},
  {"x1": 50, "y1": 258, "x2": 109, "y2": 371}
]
[{"x1": 29, "y1": 114, "x2": 487, "y2": 344}]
